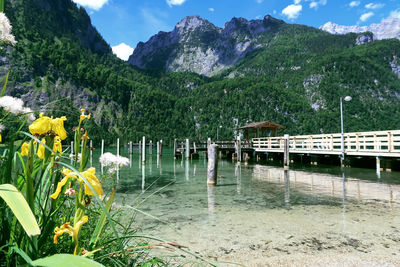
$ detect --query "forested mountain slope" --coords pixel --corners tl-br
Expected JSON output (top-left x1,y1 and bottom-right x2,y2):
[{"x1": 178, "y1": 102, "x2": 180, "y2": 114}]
[{"x1": 1, "y1": 0, "x2": 399, "y2": 144}]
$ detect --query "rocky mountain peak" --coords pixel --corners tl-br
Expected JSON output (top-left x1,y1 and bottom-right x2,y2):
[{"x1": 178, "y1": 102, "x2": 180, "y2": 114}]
[{"x1": 175, "y1": 15, "x2": 208, "y2": 31}]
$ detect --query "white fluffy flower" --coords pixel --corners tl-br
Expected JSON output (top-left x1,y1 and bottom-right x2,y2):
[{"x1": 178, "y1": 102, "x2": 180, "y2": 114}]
[
  {"x1": 0, "y1": 96, "x2": 35, "y2": 121},
  {"x1": 99, "y1": 152, "x2": 129, "y2": 173},
  {"x1": 0, "y1": 12, "x2": 16, "y2": 45},
  {"x1": 0, "y1": 123, "x2": 4, "y2": 132}
]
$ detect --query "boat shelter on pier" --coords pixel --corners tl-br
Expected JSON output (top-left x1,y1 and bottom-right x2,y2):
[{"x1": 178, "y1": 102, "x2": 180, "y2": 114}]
[{"x1": 239, "y1": 121, "x2": 284, "y2": 140}]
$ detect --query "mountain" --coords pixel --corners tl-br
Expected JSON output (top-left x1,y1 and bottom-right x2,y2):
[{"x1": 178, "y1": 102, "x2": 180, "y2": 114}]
[
  {"x1": 128, "y1": 15, "x2": 286, "y2": 76},
  {"x1": 320, "y1": 18, "x2": 400, "y2": 41},
  {"x1": 1, "y1": 1, "x2": 400, "y2": 144}
]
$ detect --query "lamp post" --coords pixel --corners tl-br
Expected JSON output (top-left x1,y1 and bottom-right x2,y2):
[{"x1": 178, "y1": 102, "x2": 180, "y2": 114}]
[
  {"x1": 217, "y1": 125, "x2": 222, "y2": 140},
  {"x1": 340, "y1": 96, "x2": 352, "y2": 163}
]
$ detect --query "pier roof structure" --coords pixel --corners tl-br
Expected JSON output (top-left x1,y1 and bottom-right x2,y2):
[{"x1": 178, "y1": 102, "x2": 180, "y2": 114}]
[{"x1": 239, "y1": 121, "x2": 284, "y2": 139}]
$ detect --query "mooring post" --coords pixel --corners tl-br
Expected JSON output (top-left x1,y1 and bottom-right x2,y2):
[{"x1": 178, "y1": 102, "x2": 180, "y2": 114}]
[
  {"x1": 207, "y1": 137, "x2": 211, "y2": 158},
  {"x1": 207, "y1": 144, "x2": 219, "y2": 186},
  {"x1": 149, "y1": 140, "x2": 152, "y2": 155},
  {"x1": 284, "y1": 134, "x2": 290, "y2": 170},
  {"x1": 117, "y1": 138, "x2": 120, "y2": 157},
  {"x1": 142, "y1": 136, "x2": 146, "y2": 164},
  {"x1": 157, "y1": 141, "x2": 160, "y2": 155},
  {"x1": 139, "y1": 141, "x2": 142, "y2": 154},
  {"x1": 160, "y1": 140, "x2": 163, "y2": 157},
  {"x1": 90, "y1": 139, "x2": 93, "y2": 167},
  {"x1": 376, "y1": 156, "x2": 381, "y2": 178},
  {"x1": 173, "y1": 139, "x2": 177, "y2": 159},
  {"x1": 101, "y1": 139, "x2": 104, "y2": 174},
  {"x1": 185, "y1": 138, "x2": 190, "y2": 160},
  {"x1": 129, "y1": 141, "x2": 132, "y2": 168}
]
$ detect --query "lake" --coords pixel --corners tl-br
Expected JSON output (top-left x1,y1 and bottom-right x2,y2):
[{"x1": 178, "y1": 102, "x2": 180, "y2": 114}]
[{"x1": 96, "y1": 146, "x2": 400, "y2": 266}]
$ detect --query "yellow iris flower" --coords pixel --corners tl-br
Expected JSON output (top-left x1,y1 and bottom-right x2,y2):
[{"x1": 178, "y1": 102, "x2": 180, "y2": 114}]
[
  {"x1": 53, "y1": 136, "x2": 62, "y2": 154},
  {"x1": 29, "y1": 113, "x2": 67, "y2": 140},
  {"x1": 53, "y1": 215, "x2": 88, "y2": 255},
  {"x1": 79, "y1": 109, "x2": 91, "y2": 123},
  {"x1": 37, "y1": 138, "x2": 46, "y2": 159},
  {"x1": 0, "y1": 133, "x2": 2, "y2": 142},
  {"x1": 50, "y1": 167, "x2": 103, "y2": 199},
  {"x1": 21, "y1": 142, "x2": 29, "y2": 156}
]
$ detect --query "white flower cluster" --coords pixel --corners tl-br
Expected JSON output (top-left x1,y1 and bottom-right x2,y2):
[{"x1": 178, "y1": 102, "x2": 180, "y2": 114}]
[
  {"x1": 0, "y1": 96, "x2": 35, "y2": 122},
  {"x1": 99, "y1": 152, "x2": 129, "y2": 173},
  {"x1": 0, "y1": 123, "x2": 4, "y2": 132},
  {"x1": 0, "y1": 12, "x2": 16, "y2": 45}
]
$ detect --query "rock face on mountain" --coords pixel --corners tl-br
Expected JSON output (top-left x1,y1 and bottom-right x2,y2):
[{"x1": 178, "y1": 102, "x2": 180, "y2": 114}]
[
  {"x1": 128, "y1": 15, "x2": 285, "y2": 76},
  {"x1": 320, "y1": 18, "x2": 400, "y2": 41}
]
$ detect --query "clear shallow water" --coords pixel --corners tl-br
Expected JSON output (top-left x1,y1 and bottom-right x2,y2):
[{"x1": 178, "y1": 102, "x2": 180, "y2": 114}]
[{"x1": 94, "y1": 147, "x2": 400, "y2": 266}]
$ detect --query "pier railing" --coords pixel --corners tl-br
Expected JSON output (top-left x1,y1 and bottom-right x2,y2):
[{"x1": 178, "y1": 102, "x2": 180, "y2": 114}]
[{"x1": 252, "y1": 130, "x2": 400, "y2": 157}]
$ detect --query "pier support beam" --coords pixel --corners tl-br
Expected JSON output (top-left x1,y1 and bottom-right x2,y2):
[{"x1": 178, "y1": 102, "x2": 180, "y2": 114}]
[
  {"x1": 139, "y1": 141, "x2": 142, "y2": 154},
  {"x1": 207, "y1": 144, "x2": 219, "y2": 186},
  {"x1": 376, "y1": 156, "x2": 381, "y2": 178},
  {"x1": 101, "y1": 139, "x2": 104, "y2": 174},
  {"x1": 284, "y1": 134, "x2": 290, "y2": 170},
  {"x1": 160, "y1": 140, "x2": 163, "y2": 157}
]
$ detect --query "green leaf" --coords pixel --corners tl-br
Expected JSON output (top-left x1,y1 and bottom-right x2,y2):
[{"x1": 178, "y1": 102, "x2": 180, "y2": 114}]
[
  {"x1": 90, "y1": 186, "x2": 115, "y2": 246},
  {"x1": 31, "y1": 254, "x2": 104, "y2": 267},
  {"x1": 0, "y1": 184, "x2": 40, "y2": 237},
  {"x1": 1, "y1": 71, "x2": 9, "y2": 97}
]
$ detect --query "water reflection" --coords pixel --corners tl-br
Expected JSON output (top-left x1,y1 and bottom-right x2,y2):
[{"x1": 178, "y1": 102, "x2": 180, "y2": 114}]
[
  {"x1": 207, "y1": 185, "x2": 215, "y2": 217},
  {"x1": 142, "y1": 164, "x2": 145, "y2": 192},
  {"x1": 284, "y1": 170, "x2": 290, "y2": 210},
  {"x1": 185, "y1": 160, "x2": 189, "y2": 181},
  {"x1": 252, "y1": 165, "x2": 399, "y2": 207},
  {"x1": 235, "y1": 164, "x2": 241, "y2": 194}
]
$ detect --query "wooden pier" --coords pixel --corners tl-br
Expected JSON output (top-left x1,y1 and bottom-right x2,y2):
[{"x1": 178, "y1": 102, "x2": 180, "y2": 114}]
[
  {"x1": 252, "y1": 130, "x2": 400, "y2": 157},
  {"x1": 174, "y1": 129, "x2": 400, "y2": 170}
]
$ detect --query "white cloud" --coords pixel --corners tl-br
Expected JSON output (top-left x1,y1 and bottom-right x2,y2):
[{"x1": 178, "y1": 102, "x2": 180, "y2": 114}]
[
  {"x1": 256, "y1": 0, "x2": 263, "y2": 3},
  {"x1": 208, "y1": 7, "x2": 214, "y2": 12},
  {"x1": 365, "y1": 3, "x2": 385, "y2": 9},
  {"x1": 72, "y1": 0, "x2": 109, "y2": 11},
  {"x1": 112, "y1": 43, "x2": 134, "y2": 61},
  {"x1": 360, "y1": 12, "x2": 374, "y2": 22},
  {"x1": 349, "y1": 1, "x2": 360, "y2": 7},
  {"x1": 309, "y1": 0, "x2": 327, "y2": 10},
  {"x1": 390, "y1": 9, "x2": 400, "y2": 19},
  {"x1": 282, "y1": 4, "x2": 302, "y2": 20},
  {"x1": 294, "y1": 0, "x2": 301, "y2": 4},
  {"x1": 166, "y1": 0, "x2": 187, "y2": 7}
]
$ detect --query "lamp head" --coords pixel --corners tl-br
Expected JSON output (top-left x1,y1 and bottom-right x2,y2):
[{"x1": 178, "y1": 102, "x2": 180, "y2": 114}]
[
  {"x1": 219, "y1": 125, "x2": 222, "y2": 128},
  {"x1": 344, "y1": 96, "x2": 352, "y2": 102}
]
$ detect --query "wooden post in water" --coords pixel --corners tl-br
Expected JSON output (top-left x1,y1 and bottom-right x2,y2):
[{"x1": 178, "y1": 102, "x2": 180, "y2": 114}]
[
  {"x1": 101, "y1": 139, "x2": 104, "y2": 174},
  {"x1": 149, "y1": 140, "x2": 152, "y2": 155},
  {"x1": 157, "y1": 141, "x2": 160, "y2": 155},
  {"x1": 207, "y1": 144, "x2": 219, "y2": 186},
  {"x1": 173, "y1": 139, "x2": 177, "y2": 159},
  {"x1": 129, "y1": 141, "x2": 133, "y2": 154},
  {"x1": 117, "y1": 138, "x2": 120, "y2": 157},
  {"x1": 139, "y1": 141, "x2": 142, "y2": 154},
  {"x1": 160, "y1": 140, "x2": 163, "y2": 157},
  {"x1": 284, "y1": 134, "x2": 290, "y2": 170},
  {"x1": 237, "y1": 136, "x2": 241, "y2": 163},
  {"x1": 90, "y1": 140, "x2": 93, "y2": 167},
  {"x1": 185, "y1": 138, "x2": 190, "y2": 160},
  {"x1": 129, "y1": 141, "x2": 132, "y2": 168},
  {"x1": 207, "y1": 138, "x2": 211, "y2": 158},
  {"x1": 142, "y1": 136, "x2": 146, "y2": 164}
]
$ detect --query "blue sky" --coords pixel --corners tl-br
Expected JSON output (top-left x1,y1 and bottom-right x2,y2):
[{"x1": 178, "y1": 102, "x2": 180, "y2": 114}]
[{"x1": 72, "y1": 0, "x2": 400, "y2": 60}]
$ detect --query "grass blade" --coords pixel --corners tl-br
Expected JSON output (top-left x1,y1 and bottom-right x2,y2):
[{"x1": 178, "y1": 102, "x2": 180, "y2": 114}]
[{"x1": 31, "y1": 254, "x2": 104, "y2": 267}]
